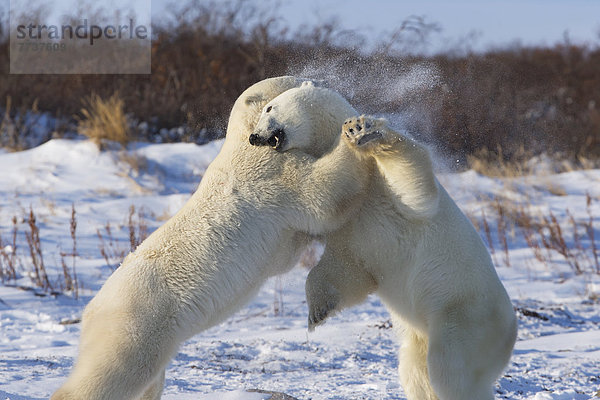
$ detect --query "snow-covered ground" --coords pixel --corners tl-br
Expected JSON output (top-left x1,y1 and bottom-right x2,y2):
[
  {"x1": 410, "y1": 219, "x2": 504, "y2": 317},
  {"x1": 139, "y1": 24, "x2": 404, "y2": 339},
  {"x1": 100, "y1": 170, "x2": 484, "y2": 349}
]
[{"x1": 0, "y1": 138, "x2": 599, "y2": 399}]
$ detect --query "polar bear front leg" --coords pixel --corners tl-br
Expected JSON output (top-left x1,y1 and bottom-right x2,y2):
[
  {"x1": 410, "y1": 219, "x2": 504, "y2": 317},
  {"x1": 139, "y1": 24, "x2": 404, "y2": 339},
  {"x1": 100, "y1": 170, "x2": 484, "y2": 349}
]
[
  {"x1": 342, "y1": 115, "x2": 440, "y2": 219},
  {"x1": 306, "y1": 242, "x2": 377, "y2": 331},
  {"x1": 306, "y1": 263, "x2": 340, "y2": 331}
]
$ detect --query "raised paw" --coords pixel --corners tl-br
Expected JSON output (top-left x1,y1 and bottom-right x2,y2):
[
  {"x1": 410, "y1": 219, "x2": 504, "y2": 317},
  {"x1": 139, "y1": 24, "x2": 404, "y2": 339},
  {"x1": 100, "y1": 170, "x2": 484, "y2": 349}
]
[{"x1": 342, "y1": 115, "x2": 388, "y2": 147}]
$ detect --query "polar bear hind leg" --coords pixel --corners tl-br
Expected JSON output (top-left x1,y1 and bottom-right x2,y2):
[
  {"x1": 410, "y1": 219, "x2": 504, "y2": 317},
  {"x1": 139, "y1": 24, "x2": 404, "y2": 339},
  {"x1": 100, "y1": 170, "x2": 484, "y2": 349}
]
[
  {"x1": 394, "y1": 311, "x2": 500, "y2": 400},
  {"x1": 394, "y1": 320, "x2": 438, "y2": 400},
  {"x1": 426, "y1": 321, "x2": 496, "y2": 400},
  {"x1": 51, "y1": 265, "x2": 181, "y2": 400}
]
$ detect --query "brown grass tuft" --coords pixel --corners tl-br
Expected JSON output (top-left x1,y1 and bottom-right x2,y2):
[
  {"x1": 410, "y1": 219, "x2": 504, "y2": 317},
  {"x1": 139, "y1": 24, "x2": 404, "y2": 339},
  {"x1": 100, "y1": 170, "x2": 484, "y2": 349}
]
[
  {"x1": 78, "y1": 93, "x2": 130, "y2": 150},
  {"x1": 467, "y1": 146, "x2": 536, "y2": 177}
]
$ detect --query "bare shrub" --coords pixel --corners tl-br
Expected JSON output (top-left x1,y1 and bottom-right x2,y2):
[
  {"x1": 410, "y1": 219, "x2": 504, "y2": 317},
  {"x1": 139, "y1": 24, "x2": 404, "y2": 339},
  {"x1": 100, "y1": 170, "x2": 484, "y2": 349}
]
[
  {"x1": 376, "y1": 15, "x2": 441, "y2": 56},
  {"x1": 128, "y1": 205, "x2": 149, "y2": 252},
  {"x1": 515, "y1": 204, "x2": 547, "y2": 265},
  {"x1": 59, "y1": 204, "x2": 79, "y2": 298},
  {"x1": 97, "y1": 222, "x2": 127, "y2": 271},
  {"x1": 25, "y1": 207, "x2": 52, "y2": 291},
  {"x1": 97, "y1": 205, "x2": 150, "y2": 270},
  {"x1": 493, "y1": 198, "x2": 511, "y2": 267},
  {"x1": 0, "y1": 96, "x2": 50, "y2": 151},
  {"x1": 0, "y1": 0, "x2": 597, "y2": 165},
  {"x1": 481, "y1": 194, "x2": 600, "y2": 276},
  {"x1": 0, "y1": 206, "x2": 81, "y2": 296},
  {"x1": 480, "y1": 209, "x2": 497, "y2": 266},
  {"x1": 540, "y1": 211, "x2": 581, "y2": 274}
]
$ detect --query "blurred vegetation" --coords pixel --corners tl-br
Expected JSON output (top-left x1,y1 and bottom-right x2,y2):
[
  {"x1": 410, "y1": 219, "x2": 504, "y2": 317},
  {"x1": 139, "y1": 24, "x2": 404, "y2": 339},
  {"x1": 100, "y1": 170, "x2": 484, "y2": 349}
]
[
  {"x1": 77, "y1": 93, "x2": 130, "y2": 149},
  {"x1": 0, "y1": 0, "x2": 598, "y2": 168}
]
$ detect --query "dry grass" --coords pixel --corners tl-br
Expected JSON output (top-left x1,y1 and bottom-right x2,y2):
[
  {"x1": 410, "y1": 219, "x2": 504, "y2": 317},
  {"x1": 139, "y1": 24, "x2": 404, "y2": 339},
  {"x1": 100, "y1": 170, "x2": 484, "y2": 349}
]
[
  {"x1": 25, "y1": 207, "x2": 51, "y2": 291},
  {"x1": 97, "y1": 205, "x2": 150, "y2": 270},
  {"x1": 127, "y1": 205, "x2": 149, "y2": 252},
  {"x1": 468, "y1": 147, "x2": 600, "y2": 178},
  {"x1": 479, "y1": 209, "x2": 498, "y2": 266},
  {"x1": 0, "y1": 206, "x2": 80, "y2": 296},
  {"x1": 475, "y1": 193, "x2": 599, "y2": 276},
  {"x1": 78, "y1": 93, "x2": 130, "y2": 150},
  {"x1": 96, "y1": 222, "x2": 127, "y2": 271},
  {"x1": 59, "y1": 204, "x2": 79, "y2": 298},
  {"x1": 0, "y1": 204, "x2": 151, "y2": 295},
  {"x1": 467, "y1": 146, "x2": 534, "y2": 177}
]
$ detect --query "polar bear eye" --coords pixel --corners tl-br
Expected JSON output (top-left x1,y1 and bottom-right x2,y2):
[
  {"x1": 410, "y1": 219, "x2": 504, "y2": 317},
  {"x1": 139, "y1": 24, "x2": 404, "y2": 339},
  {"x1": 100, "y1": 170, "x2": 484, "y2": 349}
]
[{"x1": 266, "y1": 106, "x2": 272, "y2": 113}]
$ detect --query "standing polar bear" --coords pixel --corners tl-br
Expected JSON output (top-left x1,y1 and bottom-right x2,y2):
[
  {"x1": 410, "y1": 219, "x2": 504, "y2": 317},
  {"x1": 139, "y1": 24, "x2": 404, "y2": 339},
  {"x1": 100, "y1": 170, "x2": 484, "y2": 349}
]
[
  {"x1": 249, "y1": 87, "x2": 516, "y2": 398},
  {"x1": 51, "y1": 77, "x2": 368, "y2": 400},
  {"x1": 302, "y1": 115, "x2": 517, "y2": 400}
]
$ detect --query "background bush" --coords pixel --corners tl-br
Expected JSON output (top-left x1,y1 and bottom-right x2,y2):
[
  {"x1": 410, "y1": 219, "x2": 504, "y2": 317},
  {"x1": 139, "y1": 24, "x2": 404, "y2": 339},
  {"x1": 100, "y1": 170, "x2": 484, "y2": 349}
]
[{"x1": 0, "y1": 0, "x2": 598, "y2": 167}]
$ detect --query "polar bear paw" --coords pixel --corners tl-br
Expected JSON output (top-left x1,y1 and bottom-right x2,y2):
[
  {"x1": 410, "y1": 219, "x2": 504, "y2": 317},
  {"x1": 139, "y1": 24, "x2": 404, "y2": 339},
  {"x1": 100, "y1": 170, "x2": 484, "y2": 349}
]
[
  {"x1": 308, "y1": 296, "x2": 339, "y2": 332},
  {"x1": 342, "y1": 115, "x2": 389, "y2": 148},
  {"x1": 306, "y1": 274, "x2": 341, "y2": 331}
]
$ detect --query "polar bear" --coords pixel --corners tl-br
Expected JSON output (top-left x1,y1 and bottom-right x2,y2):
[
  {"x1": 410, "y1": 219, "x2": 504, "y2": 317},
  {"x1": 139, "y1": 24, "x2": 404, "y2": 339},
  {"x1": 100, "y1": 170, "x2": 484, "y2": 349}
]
[
  {"x1": 305, "y1": 115, "x2": 517, "y2": 400},
  {"x1": 51, "y1": 77, "x2": 368, "y2": 400}
]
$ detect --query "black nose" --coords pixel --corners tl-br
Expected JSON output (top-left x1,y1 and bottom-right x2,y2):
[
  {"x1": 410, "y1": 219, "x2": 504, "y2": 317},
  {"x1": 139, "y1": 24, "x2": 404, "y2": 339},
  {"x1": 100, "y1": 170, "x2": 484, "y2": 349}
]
[{"x1": 249, "y1": 133, "x2": 261, "y2": 146}]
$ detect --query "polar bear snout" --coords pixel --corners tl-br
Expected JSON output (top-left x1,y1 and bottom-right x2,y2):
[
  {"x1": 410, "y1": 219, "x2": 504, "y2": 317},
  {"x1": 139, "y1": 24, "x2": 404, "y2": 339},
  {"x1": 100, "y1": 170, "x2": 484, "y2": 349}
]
[
  {"x1": 249, "y1": 128, "x2": 286, "y2": 151},
  {"x1": 248, "y1": 133, "x2": 263, "y2": 146}
]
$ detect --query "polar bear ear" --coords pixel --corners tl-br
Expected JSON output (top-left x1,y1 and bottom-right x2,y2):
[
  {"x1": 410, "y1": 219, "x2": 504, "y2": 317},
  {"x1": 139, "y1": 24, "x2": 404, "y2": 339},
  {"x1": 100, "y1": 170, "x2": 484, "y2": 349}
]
[
  {"x1": 299, "y1": 79, "x2": 328, "y2": 88},
  {"x1": 311, "y1": 79, "x2": 329, "y2": 87},
  {"x1": 244, "y1": 94, "x2": 265, "y2": 105}
]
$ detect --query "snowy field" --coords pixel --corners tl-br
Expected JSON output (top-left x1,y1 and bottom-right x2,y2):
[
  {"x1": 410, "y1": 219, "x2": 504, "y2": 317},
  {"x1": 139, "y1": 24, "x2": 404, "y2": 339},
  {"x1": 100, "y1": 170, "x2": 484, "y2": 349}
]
[{"x1": 0, "y1": 138, "x2": 599, "y2": 399}]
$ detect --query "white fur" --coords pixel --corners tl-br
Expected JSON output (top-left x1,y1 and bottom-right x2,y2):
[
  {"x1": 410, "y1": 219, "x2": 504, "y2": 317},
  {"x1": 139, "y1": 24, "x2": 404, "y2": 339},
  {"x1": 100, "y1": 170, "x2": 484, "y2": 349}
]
[
  {"x1": 306, "y1": 115, "x2": 517, "y2": 400},
  {"x1": 51, "y1": 77, "x2": 368, "y2": 400}
]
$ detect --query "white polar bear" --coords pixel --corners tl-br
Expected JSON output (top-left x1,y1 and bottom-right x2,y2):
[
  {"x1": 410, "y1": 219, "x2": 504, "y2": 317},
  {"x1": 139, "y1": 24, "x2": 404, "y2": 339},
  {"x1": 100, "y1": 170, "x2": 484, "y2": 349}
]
[
  {"x1": 305, "y1": 115, "x2": 517, "y2": 400},
  {"x1": 51, "y1": 77, "x2": 368, "y2": 400}
]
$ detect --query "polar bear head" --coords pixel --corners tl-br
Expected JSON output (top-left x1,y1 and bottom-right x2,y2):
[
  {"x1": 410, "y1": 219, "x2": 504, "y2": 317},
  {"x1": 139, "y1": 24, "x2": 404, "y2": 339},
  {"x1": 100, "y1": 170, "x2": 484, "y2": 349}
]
[
  {"x1": 249, "y1": 81, "x2": 356, "y2": 157},
  {"x1": 226, "y1": 76, "x2": 307, "y2": 143}
]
